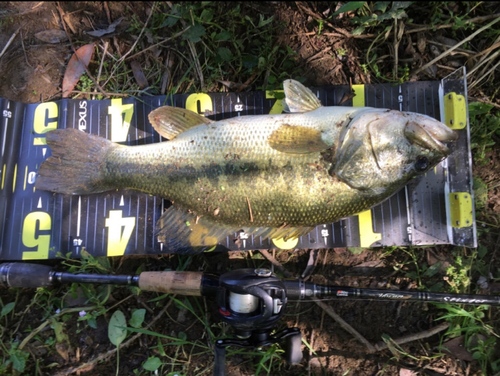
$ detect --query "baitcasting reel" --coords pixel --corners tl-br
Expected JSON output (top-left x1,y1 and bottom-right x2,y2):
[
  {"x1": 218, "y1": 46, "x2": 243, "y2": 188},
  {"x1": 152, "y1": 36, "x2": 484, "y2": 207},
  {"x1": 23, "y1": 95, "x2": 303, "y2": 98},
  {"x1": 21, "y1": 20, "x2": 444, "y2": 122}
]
[{"x1": 214, "y1": 268, "x2": 302, "y2": 374}]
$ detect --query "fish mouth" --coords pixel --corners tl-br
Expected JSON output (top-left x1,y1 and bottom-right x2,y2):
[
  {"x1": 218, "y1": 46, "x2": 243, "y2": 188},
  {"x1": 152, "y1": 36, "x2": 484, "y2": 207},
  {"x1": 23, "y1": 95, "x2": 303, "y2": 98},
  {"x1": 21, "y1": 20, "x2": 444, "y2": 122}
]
[{"x1": 404, "y1": 116, "x2": 458, "y2": 155}]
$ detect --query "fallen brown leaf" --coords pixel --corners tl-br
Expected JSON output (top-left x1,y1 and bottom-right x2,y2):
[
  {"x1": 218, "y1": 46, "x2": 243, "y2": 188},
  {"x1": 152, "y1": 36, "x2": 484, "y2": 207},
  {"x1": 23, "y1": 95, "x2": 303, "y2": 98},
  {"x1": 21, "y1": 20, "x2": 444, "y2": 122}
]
[
  {"x1": 130, "y1": 61, "x2": 149, "y2": 89},
  {"x1": 86, "y1": 17, "x2": 124, "y2": 38},
  {"x1": 62, "y1": 43, "x2": 95, "y2": 98},
  {"x1": 35, "y1": 29, "x2": 68, "y2": 44}
]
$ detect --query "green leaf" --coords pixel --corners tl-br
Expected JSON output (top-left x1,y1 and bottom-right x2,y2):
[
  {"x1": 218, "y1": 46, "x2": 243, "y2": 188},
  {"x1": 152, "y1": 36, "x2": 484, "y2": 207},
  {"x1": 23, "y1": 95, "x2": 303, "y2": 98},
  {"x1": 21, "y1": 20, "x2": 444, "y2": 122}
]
[
  {"x1": 217, "y1": 47, "x2": 233, "y2": 62},
  {"x1": 143, "y1": 356, "x2": 162, "y2": 371},
  {"x1": 215, "y1": 30, "x2": 232, "y2": 41},
  {"x1": 477, "y1": 244, "x2": 488, "y2": 259},
  {"x1": 1, "y1": 302, "x2": 15, "y2": 318},
  {"x1": 422, "y1": 261, "x2": 442, "y2": 278},
  {"x1": 373, "y1": 1, "x2": 391, "y2": 12},
  {"x1": 88, "y1": 316, "x2": 97, "y2": 329},
  {"x1": 242, "y1": 54, "x2": 258, "y2": 69},
  {"x1": 50, "y1": 320, "x2": 69, "y2": 344},
  {"x1": 200, "y1": 8, "x2": 214, "y2": 23},
  {"x1": 108, "y1": 310, "x2": 127, "y2": 346},
  {"x1": 472, "y1": 351, "x2": 483, "y2": 360},
  {"x1": 161, "y1": 16, "x2": 179, "y2": 28},
  {"x1": 348, "y1": 247, "x2": 365, "y2": 254},
  {"x1": 351, "y1": 25, "x2": 366, "y2": 35},
  {"x1": 392, "y1": 1, "x2": 412, "y2": 10},
  {"x1": 258, "y1": 56, "x2": 266, "y2": 69},
  {"x1": 257, "y1": 14, "x2": 274, "y2": 28},
  {"x1": 333, "y1": 1, "x2": 366, "y2": 16},
  {"x1": 469, "y1": 101, "x2": 494, "y2": 117},
  {"x1": 182, "y1": 24, "x2": 206, "y2": 43},
  {"x1": 10, "y1": 350, "x2": 27, "y2": 372},
  {"x1": 157, "y1": 337, "x2": 166, "y2": 356},
  {"x1": 129, "y1": 309, "x2": 146, "y2": 328},
  {"x1": 379, "y1": 9, "x2": 407, "y2": 21}
]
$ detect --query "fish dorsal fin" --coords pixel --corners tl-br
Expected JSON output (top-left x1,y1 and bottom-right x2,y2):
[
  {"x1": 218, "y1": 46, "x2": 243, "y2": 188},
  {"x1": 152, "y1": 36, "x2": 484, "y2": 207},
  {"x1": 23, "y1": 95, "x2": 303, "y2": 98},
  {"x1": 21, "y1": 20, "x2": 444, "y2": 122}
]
[
  {"x1": 283, "y1": 79, "x2": 323, "y2": 113},
  {"x1": 268, "y1": 124, "x2": 329, "y2": 154},
  {"x1": 148, "y1": 106, "x2": 214, "y2": 140}
]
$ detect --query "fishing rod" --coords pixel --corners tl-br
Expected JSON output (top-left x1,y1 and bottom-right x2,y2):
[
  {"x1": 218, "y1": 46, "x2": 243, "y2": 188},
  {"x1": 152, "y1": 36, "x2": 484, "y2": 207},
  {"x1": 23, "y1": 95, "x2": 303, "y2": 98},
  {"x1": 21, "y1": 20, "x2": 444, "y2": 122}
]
[{"x1": 1, "y1": 262, "x2": 499, "y2": 376}]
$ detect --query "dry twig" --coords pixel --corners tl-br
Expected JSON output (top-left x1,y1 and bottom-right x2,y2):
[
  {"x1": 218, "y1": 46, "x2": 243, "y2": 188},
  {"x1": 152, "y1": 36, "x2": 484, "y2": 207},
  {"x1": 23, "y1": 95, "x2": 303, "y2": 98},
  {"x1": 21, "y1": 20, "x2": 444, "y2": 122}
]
[
  {"x1": 407, "y1": 13, "x2": 500, "y2": 34},
  {"x1": 313, "y1": 299, "x2": 377, "y2": 352},
  {"x1": 246, "y1": 197, "x2": 254, "y2": 223},
  {"x1": 126, "y1": 27, "x2": 192, "y2": 61},
  {"x1": 373, "y1": 322, "x2": 449, "y2": 352},
  {"x1": 0, "y1": 28, "x2": 20, "y2": 60}
]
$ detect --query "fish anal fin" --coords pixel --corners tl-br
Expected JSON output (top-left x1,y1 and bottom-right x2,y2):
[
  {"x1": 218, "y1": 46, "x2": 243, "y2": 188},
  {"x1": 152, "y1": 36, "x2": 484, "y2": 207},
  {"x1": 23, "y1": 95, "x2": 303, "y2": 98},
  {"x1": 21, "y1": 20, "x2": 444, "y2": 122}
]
[
  {"x1": 148, "y1": 107, "x2": 214, "y2": 140},
  {"x1": 156, "y1": 206, "x2": 315, "y2": 253},
  {"x1": 245, "y1": 225, "x2": 315, "y2": 241},
  {"x1": 156, "y1": 206, "x2": 236, "y2": 253},
  {"x1": 268, "y1": 124, "x2": 329, "y2": 154}
]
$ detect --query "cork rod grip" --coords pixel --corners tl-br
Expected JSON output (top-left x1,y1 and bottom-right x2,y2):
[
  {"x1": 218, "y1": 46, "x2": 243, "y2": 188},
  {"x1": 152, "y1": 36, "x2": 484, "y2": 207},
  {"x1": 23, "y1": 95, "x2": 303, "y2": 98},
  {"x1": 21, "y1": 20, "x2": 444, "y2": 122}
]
[{"x1": 138, "y1": 271, "x2": 203, "y2": 296}]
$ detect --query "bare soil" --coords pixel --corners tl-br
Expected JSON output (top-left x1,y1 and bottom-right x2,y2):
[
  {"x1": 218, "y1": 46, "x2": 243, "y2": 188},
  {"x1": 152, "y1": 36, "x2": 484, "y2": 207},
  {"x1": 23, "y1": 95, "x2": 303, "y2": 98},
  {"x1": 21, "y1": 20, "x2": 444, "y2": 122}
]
[{"x1": 1, "y1": 2, "x2": 499, "y2": 376}]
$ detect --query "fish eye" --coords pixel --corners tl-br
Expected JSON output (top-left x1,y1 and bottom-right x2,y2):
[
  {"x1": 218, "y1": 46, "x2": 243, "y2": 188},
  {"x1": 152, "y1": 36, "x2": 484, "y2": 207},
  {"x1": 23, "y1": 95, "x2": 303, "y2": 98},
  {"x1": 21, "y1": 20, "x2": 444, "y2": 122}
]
[{"x1": 415, "y1": 156, "x2": 429, "y2": 171}]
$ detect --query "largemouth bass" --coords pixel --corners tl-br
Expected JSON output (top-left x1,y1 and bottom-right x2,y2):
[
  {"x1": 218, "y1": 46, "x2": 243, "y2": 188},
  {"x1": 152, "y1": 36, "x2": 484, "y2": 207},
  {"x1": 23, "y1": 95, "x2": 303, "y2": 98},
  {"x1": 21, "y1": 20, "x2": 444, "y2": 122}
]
[{"x1": 35, "y1": 80, "x2": 458, "y2": 251}]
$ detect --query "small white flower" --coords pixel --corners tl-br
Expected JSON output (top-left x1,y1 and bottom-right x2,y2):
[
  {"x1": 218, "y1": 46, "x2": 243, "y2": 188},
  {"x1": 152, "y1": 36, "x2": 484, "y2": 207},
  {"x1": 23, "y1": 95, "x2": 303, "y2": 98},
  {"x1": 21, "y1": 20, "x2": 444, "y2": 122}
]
[
  {"x1": 79, "y1": 310, "x2": 87, "y2": 317},
  {"x1": 55, "y1": 309, "x2": 61, "y2": 314}
]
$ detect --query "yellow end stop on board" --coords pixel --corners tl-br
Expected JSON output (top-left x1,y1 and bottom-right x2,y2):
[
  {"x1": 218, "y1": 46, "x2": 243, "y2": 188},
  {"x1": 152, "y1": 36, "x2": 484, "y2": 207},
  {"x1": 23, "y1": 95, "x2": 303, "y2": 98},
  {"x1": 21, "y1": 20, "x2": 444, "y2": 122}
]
[
  {"x1": 272, "y1": 237, "x2": 299, "y2": 250},
  {"x1": 449, "y1": 192, "x2": 473, "y2": 228},
  {"x1": 444, "y1": 92, "x2": 467, "y2": 130}
]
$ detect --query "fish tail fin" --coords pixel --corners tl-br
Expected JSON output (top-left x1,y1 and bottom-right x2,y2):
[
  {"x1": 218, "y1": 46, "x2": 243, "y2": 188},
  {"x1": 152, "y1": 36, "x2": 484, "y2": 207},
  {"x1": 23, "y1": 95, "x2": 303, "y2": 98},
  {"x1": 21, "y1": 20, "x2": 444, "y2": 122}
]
[{"x1": 35, "y1": 129, "x2": 115, "y2": 195}]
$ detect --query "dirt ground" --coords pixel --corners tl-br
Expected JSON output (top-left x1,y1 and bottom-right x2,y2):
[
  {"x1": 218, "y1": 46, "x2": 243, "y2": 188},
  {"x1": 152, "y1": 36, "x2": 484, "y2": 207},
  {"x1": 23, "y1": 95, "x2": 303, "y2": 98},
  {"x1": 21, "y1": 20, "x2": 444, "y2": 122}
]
[{"x1": 1, "y1": 2, "x2": 499, "y2": 376}]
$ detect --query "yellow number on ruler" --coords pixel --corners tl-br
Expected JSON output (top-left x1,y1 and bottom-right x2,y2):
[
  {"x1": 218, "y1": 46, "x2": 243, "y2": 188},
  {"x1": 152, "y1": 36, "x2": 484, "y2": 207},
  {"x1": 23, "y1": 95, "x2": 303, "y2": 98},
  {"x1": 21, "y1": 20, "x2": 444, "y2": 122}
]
[
  {"x1": 105, "y1": 210, "x2": 136, "y2": 256},
  {"x1": 33, "y1": 102, "x2": 58, "y2": 145},
  {"x1": 266, "y1": 91, "x2": 284, "y2": 114},
  {"x1": 358, "y1": 210, "x2": 382, "y2": 247},
  {"x1": 185, "y1": 93, "x2": 213, "y2": 115},
  {"x1": 108, "y1": 98, "x2": 134, "y2": 142},
  {"x1": 352, "y1": 84, "x2": 382, "y2": 247},
  {"x1": 22, "y1": 212, "x2": 51, "y2": 260}
]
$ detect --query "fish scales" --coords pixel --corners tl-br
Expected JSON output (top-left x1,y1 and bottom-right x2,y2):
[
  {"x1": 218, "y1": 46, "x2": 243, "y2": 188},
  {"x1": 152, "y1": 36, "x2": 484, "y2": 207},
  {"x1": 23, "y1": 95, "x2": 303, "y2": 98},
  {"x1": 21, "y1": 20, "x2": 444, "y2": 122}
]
[{"x1": 104, "y1": 108, "x2": 374, "y2": 227}]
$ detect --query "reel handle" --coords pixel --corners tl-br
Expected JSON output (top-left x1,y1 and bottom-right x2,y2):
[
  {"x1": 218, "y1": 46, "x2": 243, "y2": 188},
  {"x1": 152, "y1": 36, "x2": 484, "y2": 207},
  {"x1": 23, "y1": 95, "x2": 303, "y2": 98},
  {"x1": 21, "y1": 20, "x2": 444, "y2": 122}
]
[{"x1": 213, "y1": 341, "x2": 227, "y2": 376}]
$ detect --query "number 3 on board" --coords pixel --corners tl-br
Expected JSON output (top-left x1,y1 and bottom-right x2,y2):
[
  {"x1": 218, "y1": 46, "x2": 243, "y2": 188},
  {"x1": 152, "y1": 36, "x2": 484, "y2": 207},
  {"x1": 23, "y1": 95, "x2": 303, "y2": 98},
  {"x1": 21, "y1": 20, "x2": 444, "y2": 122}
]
[{"x1": 22, "y1": 212, "x2": 51, "y2": 260}]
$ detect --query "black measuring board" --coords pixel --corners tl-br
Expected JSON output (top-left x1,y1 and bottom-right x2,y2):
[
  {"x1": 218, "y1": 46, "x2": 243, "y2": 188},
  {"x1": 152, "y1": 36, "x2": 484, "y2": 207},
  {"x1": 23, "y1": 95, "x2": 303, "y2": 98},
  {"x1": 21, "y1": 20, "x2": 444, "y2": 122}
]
[{"x1": 0, "y1": 77, "x2": 476, "y2": 260}]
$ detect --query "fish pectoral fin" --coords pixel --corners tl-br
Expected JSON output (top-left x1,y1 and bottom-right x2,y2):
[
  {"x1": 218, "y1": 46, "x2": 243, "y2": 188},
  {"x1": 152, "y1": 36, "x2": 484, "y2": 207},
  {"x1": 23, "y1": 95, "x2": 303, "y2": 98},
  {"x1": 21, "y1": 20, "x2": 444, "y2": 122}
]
[
  {"x1": 148, "y1": 107, "x2": 214, "y2": 140},
  {"x1": 283, "y1": 79, "x2": 323, "y2": 113},
  {"x1": 156, "y1": 205, "x2": 237, "y2": 253},
  {"x1": 268, "y1": 124, "x2": 330, "y2": 154}
]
